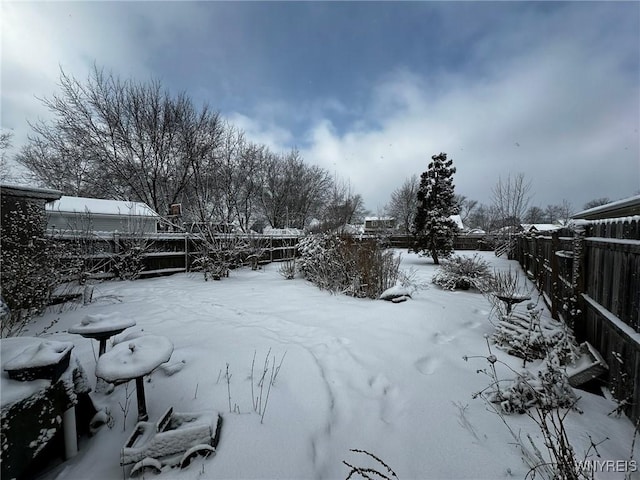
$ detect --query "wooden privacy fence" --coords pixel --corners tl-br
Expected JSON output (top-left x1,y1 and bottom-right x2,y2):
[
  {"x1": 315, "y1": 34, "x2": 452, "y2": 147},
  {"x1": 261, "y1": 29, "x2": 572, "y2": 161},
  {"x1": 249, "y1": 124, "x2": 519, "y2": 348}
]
[
  {"x1": 51, "y1": 232, "x2": 497, "y2": 281},
  {"x1": 49, "y1": 232, "x2": 300, "y2": 279},
  {"x1": 516, "y1": 219, "x2": 640, "y2": 423},
  {"x1": 387, "y1": 233, "x2": 492, "y2": 250}
]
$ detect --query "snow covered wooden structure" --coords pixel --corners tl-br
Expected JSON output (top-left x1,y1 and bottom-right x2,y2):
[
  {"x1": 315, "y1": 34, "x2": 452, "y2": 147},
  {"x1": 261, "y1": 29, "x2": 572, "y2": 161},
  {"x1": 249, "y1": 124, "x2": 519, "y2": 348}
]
[
  {"x1": 1, "y1": 337, "x2": 95, "y2": 480},
  {"x1": 46, "y1": 195, "x2": 161, "y2": 234},
  {"x1": 0, "y1": 183, "x2": 62, "y2": 239},
  {"x1": 516, "y1": 195, "x2": 640, "y2": 422}
]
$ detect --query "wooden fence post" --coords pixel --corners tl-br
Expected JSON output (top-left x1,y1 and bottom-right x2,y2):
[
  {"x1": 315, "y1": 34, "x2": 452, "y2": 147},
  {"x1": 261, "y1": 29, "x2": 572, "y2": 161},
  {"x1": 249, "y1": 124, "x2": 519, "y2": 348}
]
[
  {"x1": 184, "y1": 235, "x2": 189, "y2": 272},
  {"x1": 570, "y1": 225, "x2": 586, "y2": 339},
  {"x1": 550, "y1": 231, "x2": 560, "y2": 319},
  {"x1": 113, "y1": 232, "x2": 120, "y2": 254}
]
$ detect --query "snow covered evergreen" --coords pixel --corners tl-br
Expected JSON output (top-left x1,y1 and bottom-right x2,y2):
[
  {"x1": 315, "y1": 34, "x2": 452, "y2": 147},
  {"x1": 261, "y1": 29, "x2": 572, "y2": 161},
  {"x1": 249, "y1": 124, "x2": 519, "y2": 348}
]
[{"x1": 412, "y1": 152, "x2": 460, "y2": 264}]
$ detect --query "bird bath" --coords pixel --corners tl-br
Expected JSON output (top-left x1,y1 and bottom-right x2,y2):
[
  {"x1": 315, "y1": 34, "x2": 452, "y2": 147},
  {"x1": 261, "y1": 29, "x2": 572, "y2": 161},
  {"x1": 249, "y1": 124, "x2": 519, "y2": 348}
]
[
  {"x1": 95, "y1": 335, "x2": 173, "y2": 421},
  {"x1": 69, "y1": 313, "x2": 136, "y2": 357},
  {"x1": 495, "y1": 293, "x2": 531, "y2": 315}
]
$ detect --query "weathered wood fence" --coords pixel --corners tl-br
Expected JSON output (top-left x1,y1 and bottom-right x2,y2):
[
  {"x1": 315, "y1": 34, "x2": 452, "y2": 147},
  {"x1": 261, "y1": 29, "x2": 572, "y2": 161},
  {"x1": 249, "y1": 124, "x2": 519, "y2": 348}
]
[
  {"x1": 49, "y1": 232, "x2": 300, "y2": 279},
  {"x1": 516, "y1": 219, "x2": 640, "y2": 422},
  {"x1": 387, "y1": 233, "x2": 492, "y2": 250},
  {"x1": 52, "y1": 232, "x2": 492, "y2": 280}
]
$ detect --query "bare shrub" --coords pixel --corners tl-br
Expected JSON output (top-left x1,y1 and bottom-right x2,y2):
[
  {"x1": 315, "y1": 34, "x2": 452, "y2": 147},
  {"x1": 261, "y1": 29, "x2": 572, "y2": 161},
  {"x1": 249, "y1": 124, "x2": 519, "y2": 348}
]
[
  {"x1": 278, "y1": 259, "x2": 296, "y2": 279},
  {"x1": 192, "y1": 228, "x2": 250, "y2": 281},
  {"x1": 431, "y1": 253, "x2": 493, "y2": 291},
  {"x1": 343, "y1": 449, "x2": 398, "y2": 480},
  {"x1": 466, "y1": 339, "x2": 603, "y2": 479},
  {"x1": 113, "y1": 235, "x2": 150, "y2": 280},
  {"x1": 298, "y1": 234, "x2": 400, "y2": 299}
]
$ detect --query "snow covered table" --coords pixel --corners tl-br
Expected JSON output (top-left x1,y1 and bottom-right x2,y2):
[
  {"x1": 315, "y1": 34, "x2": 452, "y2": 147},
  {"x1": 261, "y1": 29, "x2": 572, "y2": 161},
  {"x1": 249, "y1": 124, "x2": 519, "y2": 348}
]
[
  {"x1": 1, "y1": 337, "x2": 94, "y2": 480},
  {"x1": 95, "y1": 335, "x2": 173, "y2": 421},
  {"x1": 69, "y1": 313, "x2": 136, "y2": 357}
]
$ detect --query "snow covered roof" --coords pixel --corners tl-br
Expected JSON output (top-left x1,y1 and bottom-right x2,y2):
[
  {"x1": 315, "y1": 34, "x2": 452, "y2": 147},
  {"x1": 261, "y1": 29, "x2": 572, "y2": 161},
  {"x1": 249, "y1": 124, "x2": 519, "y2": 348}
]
[
  {"x1": 262, "y1": 227, "x2": 305, "y2": 236},
  {"x1": 364, "y1": 216, "x2": 395, "y2": 222},
  {"x1": 572, "y1": 195, "x2": 640, "y2": 220},
  {"x1": 450, "y1": 214, "x2": 464, "y2": 230},
  {"x1": 521, "y1": 223, "x2": 563, "y2": 232},
  {"x1": 46, "y1": 196, "x2": 160, "y2": 218},
  {"x1": 1, "y1": 183, "x2": 62, "y2": 202}
]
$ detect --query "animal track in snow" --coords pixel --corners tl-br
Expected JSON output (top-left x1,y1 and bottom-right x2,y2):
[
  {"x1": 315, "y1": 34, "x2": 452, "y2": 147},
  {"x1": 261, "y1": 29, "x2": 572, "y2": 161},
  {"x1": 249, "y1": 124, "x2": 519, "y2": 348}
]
[
  {"x1": 414, "y1": 356, "x2": 439, "y2": 375},
  {"x1": 431, "y1": 331, "x2": 456, "y2": 345}
]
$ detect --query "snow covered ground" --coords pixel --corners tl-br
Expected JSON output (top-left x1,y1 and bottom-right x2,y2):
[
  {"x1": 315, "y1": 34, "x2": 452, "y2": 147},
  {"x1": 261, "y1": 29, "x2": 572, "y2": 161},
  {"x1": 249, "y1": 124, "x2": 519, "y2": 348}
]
[{"x1": 16, "y1": 250, "x2": 639, "y2": 479}]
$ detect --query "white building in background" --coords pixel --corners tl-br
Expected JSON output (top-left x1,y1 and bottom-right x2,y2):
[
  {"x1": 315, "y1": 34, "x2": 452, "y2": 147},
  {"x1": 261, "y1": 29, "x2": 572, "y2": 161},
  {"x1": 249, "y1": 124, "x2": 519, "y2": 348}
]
[
  {"x1": 364, "y1": 216, "x2": 396, "y2": 233},
  {"x1": 46, "y1": 196, "x2": 161, "y2": 234}
]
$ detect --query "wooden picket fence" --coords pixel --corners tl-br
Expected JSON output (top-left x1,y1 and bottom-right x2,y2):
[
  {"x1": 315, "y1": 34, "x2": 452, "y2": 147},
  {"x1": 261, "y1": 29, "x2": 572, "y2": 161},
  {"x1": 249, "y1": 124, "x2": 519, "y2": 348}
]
[{"x1": 515, "y1": 219, "x2": 640, "y2": 423}]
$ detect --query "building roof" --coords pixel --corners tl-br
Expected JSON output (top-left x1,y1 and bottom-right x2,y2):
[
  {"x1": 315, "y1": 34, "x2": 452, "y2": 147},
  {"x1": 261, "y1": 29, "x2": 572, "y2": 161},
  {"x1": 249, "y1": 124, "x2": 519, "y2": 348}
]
[
  {"x1": 364, "y1": 216, "x2": 395, "y2": 222},
  {"x1": 572, "y1": 195, "x2": 640, "y2": 220},
  {"x1": 450, "y1": 214, "x2": 464, "y2": 230},
  {"x1": 0, "y1": 183, "x2": 62, "y2": 202},
  {"x1": 46, "y1": 196, "x2": 160, "y2": 218},
  {"x1": 521, "y1": 223, "x2": 563, "y2": 232}
]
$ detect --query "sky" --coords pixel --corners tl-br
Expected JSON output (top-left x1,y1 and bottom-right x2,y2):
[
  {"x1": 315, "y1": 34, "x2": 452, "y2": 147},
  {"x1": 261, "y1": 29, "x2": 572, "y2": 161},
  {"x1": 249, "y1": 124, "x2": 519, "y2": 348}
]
[{"x1": 2, "y1": 1, "x2": 639, "y2": 214}]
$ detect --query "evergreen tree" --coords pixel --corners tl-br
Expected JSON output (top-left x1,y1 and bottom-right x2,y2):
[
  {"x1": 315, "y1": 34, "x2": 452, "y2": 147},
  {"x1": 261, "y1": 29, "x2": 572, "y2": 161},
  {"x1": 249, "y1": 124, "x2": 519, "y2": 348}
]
[{"x1": 412, "y1": 152, "x2": 460, "y2": 264}]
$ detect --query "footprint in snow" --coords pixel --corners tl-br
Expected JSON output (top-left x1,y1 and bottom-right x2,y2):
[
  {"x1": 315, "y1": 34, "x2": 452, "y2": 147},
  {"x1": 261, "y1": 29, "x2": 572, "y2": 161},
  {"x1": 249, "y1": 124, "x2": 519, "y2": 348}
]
[
  {"x1": 368, "y1": 373, "x2": 391, "y2": 395},
  {"x1": 415, "y1": 356, "x2": 439, "y2": 375},
  {"x1": 431, "y1": 331, "x2": 456, "y2": 345}
]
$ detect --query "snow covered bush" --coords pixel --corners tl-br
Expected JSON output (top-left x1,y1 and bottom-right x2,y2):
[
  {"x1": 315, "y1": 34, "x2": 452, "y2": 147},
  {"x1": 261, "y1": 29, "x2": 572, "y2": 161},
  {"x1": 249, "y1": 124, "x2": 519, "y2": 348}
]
[
  {"x1": 485, "y1": 364, "x2": 578, "y2": 415},
  {"x1": 0, "y1": 201, "x2": 80, "y2": 337},
  {"x1": 113, "y1": 238, "x2": 148, "y2": 280},
  {"x1": 431, "y1": 253, "x2": 493, "y2": 291},
  {"x1": 297, "y1": 234, "x2": 400, "y2": 299},
  {"x1": 492, "y1": 306, "x2": 579, "y2": 367},
  {"x1": 468, "y1": 340, "x2": 592, "y2": 480}
]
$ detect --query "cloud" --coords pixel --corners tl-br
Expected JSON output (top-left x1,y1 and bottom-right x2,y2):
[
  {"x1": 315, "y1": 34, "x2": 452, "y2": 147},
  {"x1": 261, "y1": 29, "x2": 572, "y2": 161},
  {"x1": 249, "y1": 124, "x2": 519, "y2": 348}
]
[
  {"x1": 297, "y1": 35, "x2": 639, "y2": 212},
  {"x1": 1, "y1": 3, "x2": 153, "y2": 150}
]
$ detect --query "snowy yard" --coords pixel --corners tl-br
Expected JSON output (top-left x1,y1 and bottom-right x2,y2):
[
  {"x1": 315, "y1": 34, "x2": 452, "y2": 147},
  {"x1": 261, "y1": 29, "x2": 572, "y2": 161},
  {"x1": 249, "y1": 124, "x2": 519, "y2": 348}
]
[{"x1": 19, "y1": 251, "x2": 638, "y2": 479}]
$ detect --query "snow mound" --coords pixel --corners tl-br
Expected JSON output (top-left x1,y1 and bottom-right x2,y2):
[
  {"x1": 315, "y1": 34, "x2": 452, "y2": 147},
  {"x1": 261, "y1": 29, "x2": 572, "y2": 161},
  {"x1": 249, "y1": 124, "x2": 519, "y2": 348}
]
[
  {"x1": 4, "y1": 340, "x2": 74, "y2": 370},
  {"x1": 379, "y1": 285, "x2": 412, "y2": 301},
  {"x1": 69, "y1": 312, "x2": 136, "y2": 335},
  {"x1": 95, "y1": 335, "x2": 173, "y2": 382}
]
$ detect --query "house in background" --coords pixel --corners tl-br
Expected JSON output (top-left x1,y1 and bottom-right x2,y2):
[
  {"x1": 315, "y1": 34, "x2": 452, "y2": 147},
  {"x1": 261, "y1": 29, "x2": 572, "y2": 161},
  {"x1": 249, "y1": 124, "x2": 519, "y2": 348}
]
[
  {"x1": 449, "y1": 214, "x2": 465, "y2": 231},
  {"x1": 364, "y1": 216, "x2": 396, "y2": 233},
  {"x1": 46, "y1": 196, "x2": 161, "y2": 234},
  {"x1": 520, "y1": 223, "x2": 563, "y2": 233}
]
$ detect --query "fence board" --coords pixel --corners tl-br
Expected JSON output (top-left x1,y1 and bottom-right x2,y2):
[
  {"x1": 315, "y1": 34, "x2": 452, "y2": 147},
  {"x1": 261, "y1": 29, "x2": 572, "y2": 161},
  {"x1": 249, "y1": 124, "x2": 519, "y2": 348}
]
[{"x1": 516, "y1": 219, "x2": 640, "y2": 423}]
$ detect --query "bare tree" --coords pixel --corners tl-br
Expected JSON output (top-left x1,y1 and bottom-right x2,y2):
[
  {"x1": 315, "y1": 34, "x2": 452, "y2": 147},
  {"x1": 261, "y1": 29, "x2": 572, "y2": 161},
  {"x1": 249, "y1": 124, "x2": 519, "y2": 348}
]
[
  {"x1": 454, "y1": 194, "x2": 478, "y2": 226},
  {"x1": 557, "y1": 199, "x2": 573, "y2": 225},
  {"x1": 16, "y1": 65, "x2": 222, "y2": 216},
  {"x1": 491, "y1": 173, "x2": 532, "y2": 229},
  {"x1": 524, "y1": 206, "x2": 545, "y2": 224},
  {"x1": 259, "y1": 149, "x2": 333, "y2": 229},
  {"x1": 0, "y1": 130, "x2": 15, "y2": 183},
  {"x1": 386, "y1": 175, "x2": 419, "y2": 234},
  {"x1": 319, "y1": 176, "x2": 367, "y2": 231},
  {"x1": 583, "y1": 197, "x2": 610, "y2": 210}
]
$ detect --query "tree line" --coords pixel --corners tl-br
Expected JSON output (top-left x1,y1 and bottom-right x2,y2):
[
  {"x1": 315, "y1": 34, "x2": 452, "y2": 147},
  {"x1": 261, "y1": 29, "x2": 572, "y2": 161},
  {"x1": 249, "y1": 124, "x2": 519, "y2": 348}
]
[
  {"x1": 8, "y1": 66, "x2": 365, "y2": 232},
  {"x1": 386, "y1": 169, "x2": 614, "y2": 236}
]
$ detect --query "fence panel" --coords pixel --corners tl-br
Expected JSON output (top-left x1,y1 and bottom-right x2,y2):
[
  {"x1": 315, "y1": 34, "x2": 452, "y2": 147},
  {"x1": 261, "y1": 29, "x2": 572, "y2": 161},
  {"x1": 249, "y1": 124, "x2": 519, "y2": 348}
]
[{"x1": 516, "y1": 219, "x2": 640, "y2": 423}]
